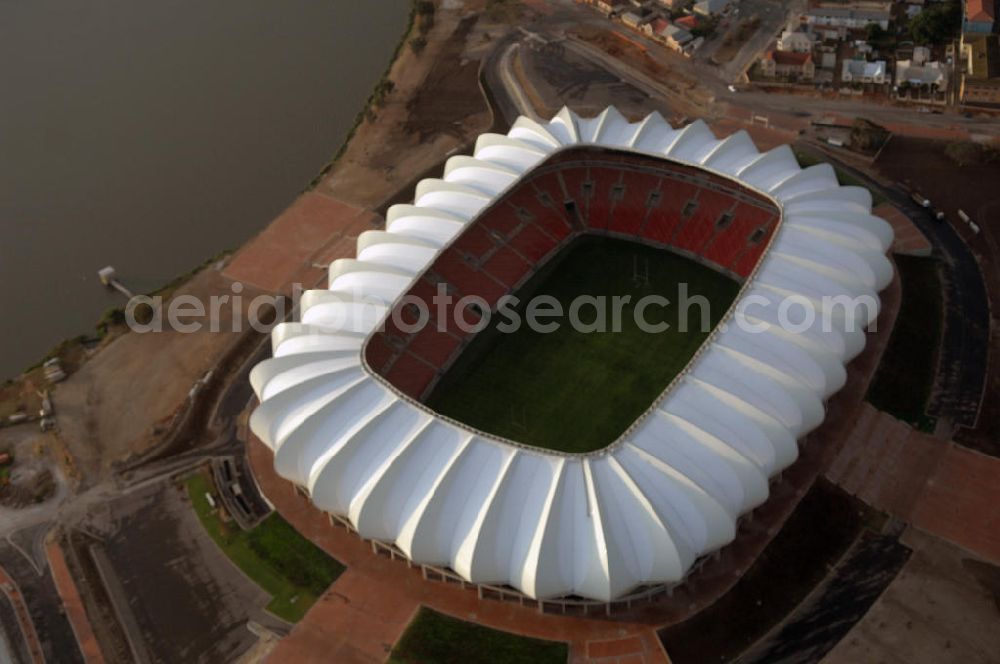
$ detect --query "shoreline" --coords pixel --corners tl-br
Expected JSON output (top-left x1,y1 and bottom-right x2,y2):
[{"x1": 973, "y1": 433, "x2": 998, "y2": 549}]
[{"x1": 2, "y1": 1, "x2": 428, "y2": 388}]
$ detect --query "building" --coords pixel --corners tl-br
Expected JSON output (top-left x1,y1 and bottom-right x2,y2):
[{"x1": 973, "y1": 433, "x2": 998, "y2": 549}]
[
  {"x1": 804, "y1": 6, "x2": 891, "y2": 39},
  {"x1": 818, "y1": 44, "x2": 839, "y2": 69},
  {"x1": 655, "y1": 0, "x2": 692, "y2": 10},
  {"x1": 842, "y1": 58, "x2": 888, "y2": 83},
  {"x1": 760, "y1": 50, "x2": 817, "y2": 79},
  {"x1": 777, "y1": 28, "x2": 816, "y2": 52},
  {"x1": 963, "y1": 0, "x2": 996, "y2": 34},
  {"x1": 592, "y1": 0, "x2": 619, "y2": 14},
  {"x1": 962, "y1": 77, "x2": 1000, "y2": 103},
  {"x1": 643, "y1": 18, "x2": 693, "y2": 52},
  {"x1": 642, "y1": 17, "x2": 672, "y2": 37},
  {"x1": 249, "y1": 107, "x2": 892, "y2": 604},
  {"x1": 895, "y1": 59, "x2": 949, "y2": 90},
  {"x1": 895, "y1": 47, "x2": 949, "y2": 91},
  {"x1": 961, "y1": 34, "x2": 1000, "y2": 104},
  {"x1": 663, "y1": 23, "x2": 694, "y2": 50},
  {"x1": 694, "y1": 0, "x2": 728, "y2": 16},
  {"x1": 621, "y1": 10, "x2": 645, "y2": 27},
  {"x1": 674, "y1": 14, "x2": 701, "y2": 30}
]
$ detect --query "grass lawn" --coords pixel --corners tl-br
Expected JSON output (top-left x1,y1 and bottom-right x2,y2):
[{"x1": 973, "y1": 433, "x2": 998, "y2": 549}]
[
  {"x1": 185, "y1": 472, "x2": 345, "y2": 622},
  {"x1": 389, "y1": 608, "x2": 568, "y2": 664},
  {"x1": 866, "y1": 255, "x2": 943, "y2": 430},
  {"x1": 426, "y1": 236, "x2": 739, "y2": 453}
]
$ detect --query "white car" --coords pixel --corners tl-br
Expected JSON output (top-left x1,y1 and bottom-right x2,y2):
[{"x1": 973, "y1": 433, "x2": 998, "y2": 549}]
[{"x1": 728, "y1": 84, "x2": 738, "y2": 93}]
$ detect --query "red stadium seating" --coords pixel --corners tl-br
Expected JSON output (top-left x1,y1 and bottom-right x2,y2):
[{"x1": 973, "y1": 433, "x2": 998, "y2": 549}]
[
  {"x1": 558, "y1": 166, "x2": 590, "y2": 204},
  {"x1": 385, "y1": 352, "x2": 438, "y2": 400},
  {"x1": 586, "y1": 168, "x2": 623, "y2": 230},
  {"x1": 484, "y1": 245, "x2": 533, "y2": 288},
  {"x1": 641, "y1": 180, "x2": 698, "y2": 246},
  {"x1": 451, "y1": 224, "x2": 497, "y2": 263},
  {"x1": 509, "y1": 223, "x2": 559, "y2": 264},
  {"x1": 730, "y1": 243, "x2": 769, "y2": 278},
  {"x1": 408, "y1": 327, "x2": 463, "y2": 367},
  {"x1": 364, "y1": 334, "x2": 396, "y2": 373},
  {"x1": 702, "y1": 202, "x2": 777, "y2": 272},
  {"x1": 674, "y1": 190, "x2": 734, "y2": 254},
  {"x1": 609, "y1": 172, "x2": 658, "y2": 236},
  {"x1": 503, "y1": 185, "x2": 571, "y2": 242},
  {"x1": 367, "y1": 148, "x2": 783, "y2": 397}
]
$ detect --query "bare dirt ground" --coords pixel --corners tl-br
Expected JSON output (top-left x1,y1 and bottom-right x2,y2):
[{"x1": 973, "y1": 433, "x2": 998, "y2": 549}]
[
  {"x1": 565, "y1": 27, "x2": 712, "y2": 119},
  {"x1": 0, "y1": 427, "x2": 59, "y2": 509},
  {"x1": 316, "y1": 1, "x2": 498, "y2": 210},
  {"x1": 824, "y1": 529, "x2": 1000, "y2": 664},
  {"x1": 513, "y1": 36, "x2": 676, "y2": 121},
  {"x1": 223, "y1": 193, "x2": 381, "y2": 296},
  {"x1": 54, "y1": 265, "x2": 266, "y2": 487}
]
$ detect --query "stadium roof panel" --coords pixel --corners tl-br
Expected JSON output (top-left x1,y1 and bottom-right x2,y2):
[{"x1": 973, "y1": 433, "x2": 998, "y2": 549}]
[{"x1": 249, "y1": 107, "x2": 894, "y2": 601}]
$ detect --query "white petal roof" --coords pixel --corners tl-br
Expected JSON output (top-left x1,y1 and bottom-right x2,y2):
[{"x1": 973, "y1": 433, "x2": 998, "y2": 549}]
[{"x1": 249, "y1": 107, "x2": 893, "y2": 602}]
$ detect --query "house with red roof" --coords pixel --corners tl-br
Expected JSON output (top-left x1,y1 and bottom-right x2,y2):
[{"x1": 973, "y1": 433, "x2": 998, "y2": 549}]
[
  {"x1": 964, "y1": 0, "x2": 997, "y2": 34},
  {"x1": 675, "y1": 14, "x2": 700, "y2": 30},
  {"x1": 642, "y1": 17, "x2": 672, "y2": 37},
  {"x1": 759, "y1": 50, "x2": 816, "y2": 80}
]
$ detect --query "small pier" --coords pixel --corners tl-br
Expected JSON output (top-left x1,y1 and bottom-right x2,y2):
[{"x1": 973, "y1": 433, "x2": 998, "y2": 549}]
[{"x1": 97, "y1": 266, "x2": 135, "y2": 299}]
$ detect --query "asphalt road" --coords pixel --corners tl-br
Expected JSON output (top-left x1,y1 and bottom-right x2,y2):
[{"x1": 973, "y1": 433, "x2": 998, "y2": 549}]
[
  {"x1": 0, "y1": 541, "x2": 83, "y2": 664},
  {"x1": 801, "y1": 147, "x2": 991, "y2": 431}
]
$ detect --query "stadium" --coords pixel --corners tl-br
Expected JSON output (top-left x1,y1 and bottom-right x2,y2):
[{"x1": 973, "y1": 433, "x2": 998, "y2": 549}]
[{"x1": 248, "y1": 107, "x2": 893, "y2": 605}]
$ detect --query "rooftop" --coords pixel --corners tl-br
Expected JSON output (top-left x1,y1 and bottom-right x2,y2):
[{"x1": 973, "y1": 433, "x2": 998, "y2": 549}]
[
  {"x1": 767, "y1": 50, "x2": 814, "y2": 65},
  {"x1": 966, "y1": 34, "x2": 1000, "y2": 79},
  {"x1": 650, "y1": 17, "x2": 671, "y2": 33},
  {"x1": 965, "y1": 0, "x2": 996, "y2": 23},
  {"x1": 806, "y1": 6, "x2": 892, "y2": 19}
]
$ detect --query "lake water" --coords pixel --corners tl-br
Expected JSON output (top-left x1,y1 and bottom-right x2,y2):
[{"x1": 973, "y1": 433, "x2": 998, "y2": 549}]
[{"x1": 0, "y1": 0, "x2": 410, "y2": 380}]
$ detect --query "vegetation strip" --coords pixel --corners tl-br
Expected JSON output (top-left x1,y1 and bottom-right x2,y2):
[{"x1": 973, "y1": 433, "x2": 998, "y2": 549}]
[
  {"x1": 185, "y1": 472, "x2": 344, "y2": 622},
  {"x1": 866, "y1": 255, "x2": 943, "y2": 430},
  {"x1": 389, "y1": 607, "x2": 569, "y2": 664}
]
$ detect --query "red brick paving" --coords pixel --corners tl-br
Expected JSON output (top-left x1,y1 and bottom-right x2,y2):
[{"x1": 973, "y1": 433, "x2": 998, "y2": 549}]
[
  {"x1": 586, "y1": 636, "x2": 645, "y2": 658},
  {"x1": 46, "y1": 540, "x2": 105, "y2": 664},
  {"x1": 881, "y1": 123, "x2": 970, "y2": 141},
  {"x1": 911, "y1": 445, "x2": 1000, "y2": 564},
  {"x1": 826, "y1": 404, "x2": 946, "y2": 518},
  {"x1": 224, "y1": 192, "x2": 380, "y2": 295},
  {"x1": 874, "y1": 203, "x2": 932, "y2": 256},
  {"x1": 828, "y1": 402, "x2": 1000, "y2": 566}
]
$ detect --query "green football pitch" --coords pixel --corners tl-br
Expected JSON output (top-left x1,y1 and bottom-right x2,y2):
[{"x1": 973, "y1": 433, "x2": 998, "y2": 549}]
[{"x1": 425, "y1": 236, "x2": 739, "y2": 454}]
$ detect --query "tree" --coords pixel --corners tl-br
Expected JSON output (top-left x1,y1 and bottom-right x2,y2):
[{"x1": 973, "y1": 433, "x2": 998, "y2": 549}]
[
  {"x1": 945, "y1": 141, "x2": 982, "y2": 166},
  {"x1": 908, "y1": 1, "x2": 961, "y2": 45},
  {"x1": 409, "y1": 35, "x2": 427, "y2": 54},
  {"x1": 866, "y1": 22, "x2": 888, "y2": 43}
]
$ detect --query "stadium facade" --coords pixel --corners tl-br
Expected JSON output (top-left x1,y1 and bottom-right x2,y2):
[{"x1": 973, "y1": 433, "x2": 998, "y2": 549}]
[{"x1": 249, "y1": 107, "x2": 894, "y2": 602}]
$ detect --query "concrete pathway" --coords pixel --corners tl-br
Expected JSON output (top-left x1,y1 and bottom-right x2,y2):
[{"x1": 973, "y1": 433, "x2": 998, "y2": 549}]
[
  {"x1": 0, "y1": 564, "x2": 44, "y2": 664},
  {"x1": 45, "y1": 541, "x2": 104, "y2": 663}
]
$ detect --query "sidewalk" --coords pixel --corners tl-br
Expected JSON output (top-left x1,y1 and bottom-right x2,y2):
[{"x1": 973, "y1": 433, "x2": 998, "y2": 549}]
[
  {"x1": 45, "y1": 540, "x2": 105, "y2": 664},
  {"x1": 0, "y1": 564, "x2": 45, "y2": 664}
]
